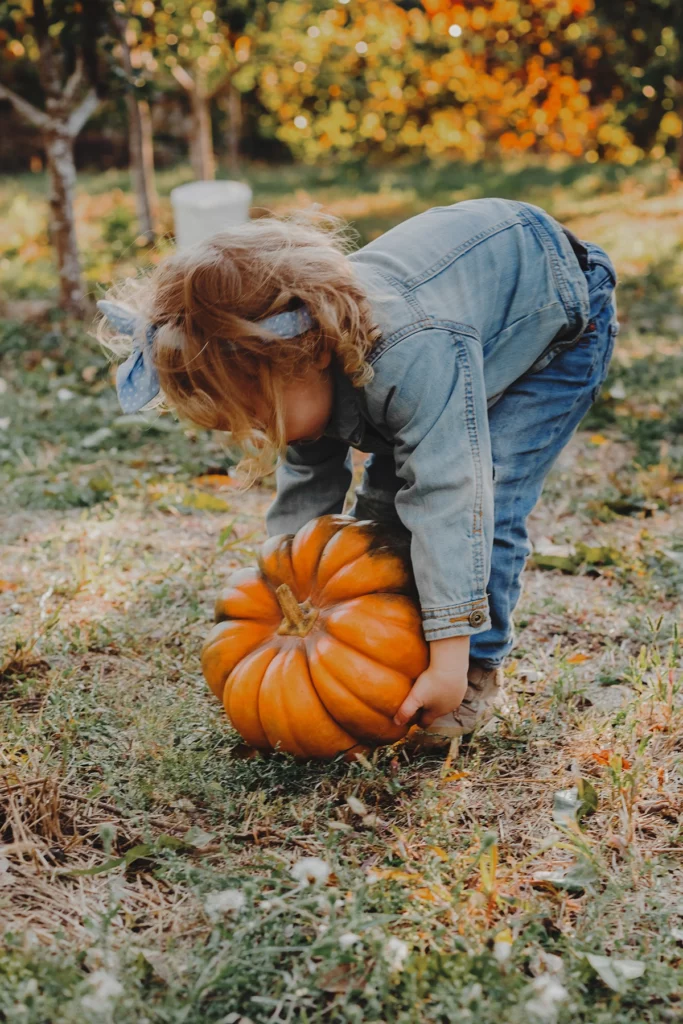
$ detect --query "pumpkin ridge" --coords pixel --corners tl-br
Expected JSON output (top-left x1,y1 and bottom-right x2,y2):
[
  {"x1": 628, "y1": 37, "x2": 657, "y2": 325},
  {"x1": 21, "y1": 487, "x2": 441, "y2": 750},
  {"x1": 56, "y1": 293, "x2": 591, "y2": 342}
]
[
  {"x1": 224, "y1": 645, "x2": 276, "y2": 750},
  {"x1": 321, "y1": 595, "x2": 428, "y2": 677},
  {"x1": 258, "y1": 649, "x2": 304, "y2": 756},
  {"x1": 296, "y1": 512, "x2": 352, "y2": 598},
  {"x1": 305, "y1": 634, "x2": 389, "y2": 722},
  {"x1": 323, "y1": 623, "x2": 425, "y2": 667},
  {"x1": 287, "y1": 647, "x2": 357, "y2": 757},
  {"x1": 310, "y1": 632, "x2": 412, "y2": 716},
  {"x1": 314, "y1": 523, "x2": 373, "y2": 596},
  {"x1": 318, "y1": 549, "x2": 409, "y2": 607},
  {"x1": 307, "y1": 638, "x2": 408, "y2": 744}
]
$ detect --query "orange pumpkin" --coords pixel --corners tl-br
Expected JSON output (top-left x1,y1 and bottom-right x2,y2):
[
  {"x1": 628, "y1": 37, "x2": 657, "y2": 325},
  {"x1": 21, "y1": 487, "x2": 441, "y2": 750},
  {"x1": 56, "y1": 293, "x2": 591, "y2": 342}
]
[{"x1": 201, "y1": 515, "x2": 428, "y2": 759}]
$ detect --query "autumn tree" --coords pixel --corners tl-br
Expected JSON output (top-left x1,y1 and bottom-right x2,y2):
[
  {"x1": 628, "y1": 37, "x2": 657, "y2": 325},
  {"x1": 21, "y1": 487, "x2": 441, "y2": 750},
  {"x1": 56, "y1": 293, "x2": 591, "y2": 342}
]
[
  {"x1": 148, "y1": 0, "x2": 265, "y2": 179},
  {"x1": 0, "y1": 0, "x2": 108, "y2": 311},
  {"x1": 591, "y1": 0, "x2": 683, "y2": 169},
  {"x1": 250, "y1": 0, "x2": 634, "y2": 165}
]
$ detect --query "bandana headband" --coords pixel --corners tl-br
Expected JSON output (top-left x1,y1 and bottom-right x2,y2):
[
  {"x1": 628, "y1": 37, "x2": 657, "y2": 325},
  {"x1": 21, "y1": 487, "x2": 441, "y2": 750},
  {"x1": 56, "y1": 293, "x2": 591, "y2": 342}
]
[{"x1": 96, "y1": 299, "x2": 315, "y2": 414}]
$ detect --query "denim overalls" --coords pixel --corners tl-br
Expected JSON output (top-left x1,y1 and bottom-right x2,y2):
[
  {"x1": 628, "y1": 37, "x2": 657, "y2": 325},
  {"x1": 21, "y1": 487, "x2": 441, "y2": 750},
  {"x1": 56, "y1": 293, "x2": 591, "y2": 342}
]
[{"x1": 267, "y1": 199, "x2": 618, "y2": 667}]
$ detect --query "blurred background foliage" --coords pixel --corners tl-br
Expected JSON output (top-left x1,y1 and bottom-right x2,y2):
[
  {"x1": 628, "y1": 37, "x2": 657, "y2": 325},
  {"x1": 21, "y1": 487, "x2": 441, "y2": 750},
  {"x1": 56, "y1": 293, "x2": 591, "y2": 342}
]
[
  {"x1": 1, "y1": 0, "x2": 682, "y2": 312},
  {"x1": 1, "y1": 0, "x2": 682, "y2": 170}
]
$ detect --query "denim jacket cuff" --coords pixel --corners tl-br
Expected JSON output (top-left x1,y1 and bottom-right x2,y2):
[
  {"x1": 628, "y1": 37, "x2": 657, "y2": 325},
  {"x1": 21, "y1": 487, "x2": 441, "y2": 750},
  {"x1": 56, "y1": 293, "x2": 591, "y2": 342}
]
[{"x1": 421, "y1": 597, "x2": 491, "y2": 641}]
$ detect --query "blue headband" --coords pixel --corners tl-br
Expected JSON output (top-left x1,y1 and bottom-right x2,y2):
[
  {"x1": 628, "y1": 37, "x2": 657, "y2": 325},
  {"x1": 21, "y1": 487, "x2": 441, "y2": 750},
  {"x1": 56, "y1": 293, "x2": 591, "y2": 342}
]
[{"x1": 96, "y1": 299, "x2": 315, "y2": 414}]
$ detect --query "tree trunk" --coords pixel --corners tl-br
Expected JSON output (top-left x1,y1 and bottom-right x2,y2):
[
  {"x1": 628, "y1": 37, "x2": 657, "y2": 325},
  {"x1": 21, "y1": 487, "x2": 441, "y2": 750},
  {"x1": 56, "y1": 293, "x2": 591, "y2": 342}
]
[
  {"x1": 44, "y1": 128, "x2": 85, "y2": 314},
  {"x1": 225, "y1": 83, "x2": 242, "y2": 174},
  {"x1": 190, "y1": 86, "x2": 215, "y2": 180},
  {"x1": 115, "y1": 19, "x2": 157, "y2": 242},
  {"x1": 0, "y1": 52, "x2": 99, "y2": 314},
  {"x1": 126, "y1": 93, "x2": 157, "y2": 242}
]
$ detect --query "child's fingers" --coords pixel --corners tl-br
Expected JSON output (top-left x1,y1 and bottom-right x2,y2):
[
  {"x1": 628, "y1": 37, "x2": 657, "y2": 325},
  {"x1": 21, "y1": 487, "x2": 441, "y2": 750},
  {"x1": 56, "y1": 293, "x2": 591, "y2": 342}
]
[
  {"x1": 418, "y1": 706, "x2": 441, "y2": 728},
  {"x1": 393, "y1": 685, "x2": 426, "y2": 726}
]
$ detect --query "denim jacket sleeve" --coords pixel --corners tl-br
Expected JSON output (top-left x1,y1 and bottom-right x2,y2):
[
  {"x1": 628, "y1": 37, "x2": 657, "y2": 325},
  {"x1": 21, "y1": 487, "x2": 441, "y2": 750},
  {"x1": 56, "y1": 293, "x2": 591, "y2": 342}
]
[
  {"x1": 366, "y1": 327, "x2": 494, "y2": 641},
  {"x1": 266, "y1": 436, "x2": 353, "y2": 537}
]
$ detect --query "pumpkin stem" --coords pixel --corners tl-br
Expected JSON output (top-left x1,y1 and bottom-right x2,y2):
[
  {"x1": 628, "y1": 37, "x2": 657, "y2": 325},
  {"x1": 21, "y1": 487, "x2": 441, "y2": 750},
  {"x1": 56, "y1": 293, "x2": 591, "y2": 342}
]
[{"x1": 276, "y1": 583, "x2": 318, "y2": 637}]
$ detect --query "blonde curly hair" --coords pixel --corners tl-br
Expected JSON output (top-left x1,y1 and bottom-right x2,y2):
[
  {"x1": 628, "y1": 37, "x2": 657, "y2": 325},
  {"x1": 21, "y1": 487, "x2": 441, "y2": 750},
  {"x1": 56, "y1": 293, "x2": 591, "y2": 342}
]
[{"x1": 97, "y1": 208, "x2": 382, "y2": 476}]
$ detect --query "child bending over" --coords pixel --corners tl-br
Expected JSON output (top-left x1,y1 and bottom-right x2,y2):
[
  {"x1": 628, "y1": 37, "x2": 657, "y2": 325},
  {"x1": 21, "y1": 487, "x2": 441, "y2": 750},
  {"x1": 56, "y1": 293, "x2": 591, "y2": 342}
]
[{"x1": 98, "y1": 198, "x2": 618, "y2": 744}]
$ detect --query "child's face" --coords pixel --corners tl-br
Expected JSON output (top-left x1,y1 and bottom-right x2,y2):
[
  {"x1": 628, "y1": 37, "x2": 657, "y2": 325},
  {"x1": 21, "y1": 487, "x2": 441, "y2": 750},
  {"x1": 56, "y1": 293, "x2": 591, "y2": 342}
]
[
  {"x1": 281, "y1": 359, "x2": 334, "y2": 443},
  {"x1": 250, "y1": 353, "x2": 334, "y2": 444}
]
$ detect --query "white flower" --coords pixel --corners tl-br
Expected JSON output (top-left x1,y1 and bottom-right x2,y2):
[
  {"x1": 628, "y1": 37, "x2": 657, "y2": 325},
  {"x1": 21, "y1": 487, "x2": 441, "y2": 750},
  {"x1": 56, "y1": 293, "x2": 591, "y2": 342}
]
[
  {"x1": 81, "y1": 970, "x2": 124, "y2": 1015},
  {"x1": 346, "y1": 796, "x2": 367, "y2": 816},
  {"x1": 291, "y1": 857, "x2": 331, "y2": 886},
  {"x1": 525, "y1": 974, "x2": 569, "y2": 1022},
  {"x1": 338, "y1": 932, "x2": 362, "y2": 950},
  {"x1": 383, "y1": 936, "x2": 410, "y2": 972},
  {"x1": 493, "y1": 929, "x2": 513, "y2": 964},
  {"x1": 204, "y1": 889, "x2": 246, "y2": 920}
]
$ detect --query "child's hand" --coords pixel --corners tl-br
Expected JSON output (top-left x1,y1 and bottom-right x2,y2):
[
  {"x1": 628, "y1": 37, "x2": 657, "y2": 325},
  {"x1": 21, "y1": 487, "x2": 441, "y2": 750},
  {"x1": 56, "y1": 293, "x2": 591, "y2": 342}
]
[{"x1": 394, "y1": 635, "x2": 470, "y2": 728}]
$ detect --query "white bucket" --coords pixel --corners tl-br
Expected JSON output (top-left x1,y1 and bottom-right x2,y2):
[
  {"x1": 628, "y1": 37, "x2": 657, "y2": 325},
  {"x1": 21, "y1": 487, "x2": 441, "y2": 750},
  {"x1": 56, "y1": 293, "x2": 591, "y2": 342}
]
[{"x1": 170, "y1": 180, "x2": 253, "y2": 249}]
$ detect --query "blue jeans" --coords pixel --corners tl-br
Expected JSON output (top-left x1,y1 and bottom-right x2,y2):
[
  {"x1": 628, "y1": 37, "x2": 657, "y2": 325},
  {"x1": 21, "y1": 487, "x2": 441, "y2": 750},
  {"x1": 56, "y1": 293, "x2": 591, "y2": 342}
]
[{"x1": 469, "y1": 243, "x2": 619, "y2": 668}]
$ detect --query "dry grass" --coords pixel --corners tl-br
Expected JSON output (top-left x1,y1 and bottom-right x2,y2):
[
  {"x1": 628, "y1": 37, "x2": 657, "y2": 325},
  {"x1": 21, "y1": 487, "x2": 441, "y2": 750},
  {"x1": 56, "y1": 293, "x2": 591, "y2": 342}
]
[{"x1": 0, "y1": 159, "x2": 682, "y2": 1022}]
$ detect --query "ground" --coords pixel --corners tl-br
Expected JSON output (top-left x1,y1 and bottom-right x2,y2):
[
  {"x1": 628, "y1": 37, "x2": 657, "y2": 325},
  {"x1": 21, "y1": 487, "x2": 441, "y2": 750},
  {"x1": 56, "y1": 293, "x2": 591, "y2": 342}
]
[{"x1": 0, "y1": 158, "x2": 682, "y2": 1023}]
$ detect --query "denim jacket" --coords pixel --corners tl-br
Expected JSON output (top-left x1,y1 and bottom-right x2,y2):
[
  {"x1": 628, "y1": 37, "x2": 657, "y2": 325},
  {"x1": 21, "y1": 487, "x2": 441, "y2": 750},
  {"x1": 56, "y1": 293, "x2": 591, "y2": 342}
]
[{"x1": 266, "y1": 198, "x2": 597, "y2": 642}]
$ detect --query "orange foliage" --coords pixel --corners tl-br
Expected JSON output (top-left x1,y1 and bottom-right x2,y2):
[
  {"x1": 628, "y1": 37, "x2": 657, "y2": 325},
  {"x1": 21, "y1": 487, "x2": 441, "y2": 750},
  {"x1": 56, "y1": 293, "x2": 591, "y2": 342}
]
[{"x1": 254, "y1": 0, "x2": 629, "y2": 164}]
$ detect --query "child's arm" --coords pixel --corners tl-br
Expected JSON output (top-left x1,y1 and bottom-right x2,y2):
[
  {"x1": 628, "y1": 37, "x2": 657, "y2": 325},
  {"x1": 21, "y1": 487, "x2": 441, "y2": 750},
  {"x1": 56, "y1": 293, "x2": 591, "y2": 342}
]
[
  {"x1": 266, "y1": 436, "x2": 353, "y2": 537},
  {"x1": 365, "y1": 327, "x2": 494, "y2": 722}
]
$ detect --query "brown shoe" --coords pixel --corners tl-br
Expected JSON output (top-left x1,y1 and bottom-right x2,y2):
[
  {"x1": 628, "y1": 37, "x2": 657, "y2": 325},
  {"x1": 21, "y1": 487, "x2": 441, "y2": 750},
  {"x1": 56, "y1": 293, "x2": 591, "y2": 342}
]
[{"x1": 416, "y1": 664, "x2": 506, "y2": 747}]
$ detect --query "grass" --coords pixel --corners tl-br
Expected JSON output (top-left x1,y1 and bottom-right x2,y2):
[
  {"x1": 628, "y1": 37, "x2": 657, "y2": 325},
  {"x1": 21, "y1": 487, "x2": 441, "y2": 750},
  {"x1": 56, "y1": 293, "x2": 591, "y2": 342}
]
[{"x1": 1, "y1": 156, "x2": 683, "y2": 1023}]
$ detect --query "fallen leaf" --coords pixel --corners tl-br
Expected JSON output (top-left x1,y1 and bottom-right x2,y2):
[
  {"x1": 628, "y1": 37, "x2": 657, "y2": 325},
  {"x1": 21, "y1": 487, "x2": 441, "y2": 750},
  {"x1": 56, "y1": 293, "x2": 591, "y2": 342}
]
[
  {"x1": 553, "y1": 779, "x2": 598, "y2": 829},
  {"x1": 584, "y1": 952, "x2": 645, "y2": 993},
  {"x1": 0, "y1": 580, "x2": 18, "y2": 592},
  {"x1": 566, "y1": 652, "x2": 592, "y2": 664},
  {"x1": 411, "y1": 887, "x2": 439, "y2": 902},
  {"x1": 183, "y1": 825, "x2": 215, "y2": 849},
  {"x1": 139, "y1": 949, "x2": 177, "y2": 985},
  {"x1": 532, "y1": 542, "x2": 582, "y2": 573},
  {"x1": 317, "y1": 963, "x2": 360, "y2": 994},
  {"x1": 591, "y1": 750, "x2": 632, "y2": 770},
  {"x1": 181, "y1": 490, "x2": 231, "y2": 513},
  {"x1": 532, "y1": 857, "x2": 599, "y2": 893},
  {"x1": 366, "y1": 868, "x2": 422, "y2": 885},
  {"x1": 191, "y1": 474, "x2": 238, "y2": 490},
  {"x1": 589, "y1": 434, "x2": 609, "y2": 446}
]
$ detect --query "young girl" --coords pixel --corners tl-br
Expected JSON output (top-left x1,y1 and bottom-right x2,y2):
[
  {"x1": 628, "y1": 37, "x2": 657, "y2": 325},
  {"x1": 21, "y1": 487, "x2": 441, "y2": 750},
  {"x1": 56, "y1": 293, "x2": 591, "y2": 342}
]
[{"x1": 98, "y1": 197, "x2": 618, "y2": 745}]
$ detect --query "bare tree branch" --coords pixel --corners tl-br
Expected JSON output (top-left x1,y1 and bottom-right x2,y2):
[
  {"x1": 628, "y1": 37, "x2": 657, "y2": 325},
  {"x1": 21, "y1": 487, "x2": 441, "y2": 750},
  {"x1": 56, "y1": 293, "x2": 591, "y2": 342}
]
[
  {"x1": 171, "y1": 64, "x2": 196, "y2": 93},
  {"x1": 0, "y1": 82, "x2": 51, "y2": 131},
  {"x1": 63, "y1": 59, "x2": 85, "y2": 103},
  {"x1": 67, "y1": 89, "x2": 100, "y2": 137}
]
